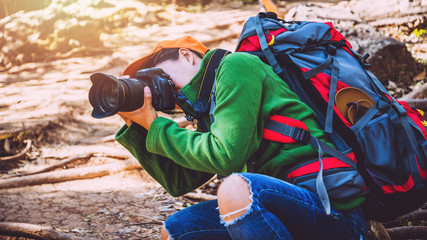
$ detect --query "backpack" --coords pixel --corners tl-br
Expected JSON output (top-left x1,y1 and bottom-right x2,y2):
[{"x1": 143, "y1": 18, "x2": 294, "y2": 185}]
[{"x1": 236, "y1": 12, "x2": 427, "y2": 221}]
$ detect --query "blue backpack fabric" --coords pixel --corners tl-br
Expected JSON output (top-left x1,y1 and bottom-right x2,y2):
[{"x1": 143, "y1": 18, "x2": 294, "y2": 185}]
[{"x1": 236, "y1": 12, "x2": 427, "y2": 221}]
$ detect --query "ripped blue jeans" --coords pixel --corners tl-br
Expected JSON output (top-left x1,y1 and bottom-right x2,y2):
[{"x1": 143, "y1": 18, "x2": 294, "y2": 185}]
[{"x1": 164, "y1": 173, "x2": 367, "y2": 240}]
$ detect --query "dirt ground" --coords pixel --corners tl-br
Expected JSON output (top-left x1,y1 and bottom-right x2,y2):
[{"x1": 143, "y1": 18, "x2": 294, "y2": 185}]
[
  {"x1": 0, "y1": 1, "x2": 426, "y2": 239},
  {"x1": 0, "y1": 3, "x2": 257, "y2": 239}
]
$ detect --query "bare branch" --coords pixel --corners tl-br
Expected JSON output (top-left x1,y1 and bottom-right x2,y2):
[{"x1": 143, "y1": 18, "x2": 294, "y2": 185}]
[
  {"x1": 367, "y1": 220, "x2": 391, "y2": 240},
  {"x1": 0, "y1": 139, "x2": 32, "y2": 161},
  {"x1": 396, "y1": 209, "x2": 427, "y2": 222},
  {"x1": 2, "y1": 152, "x2": 130, "y2": 179},
  {"x1": 0, "y1": 222, "x2": 91, "y2": 240},
  {"x1": 0, "y1": 159, "x2": 141, "y2": 189}
]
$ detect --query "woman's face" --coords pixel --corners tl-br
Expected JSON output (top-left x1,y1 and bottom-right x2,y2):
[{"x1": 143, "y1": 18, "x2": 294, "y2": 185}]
[{"x1": 155, "y1": 48, "x2": 201, "y2": 92}]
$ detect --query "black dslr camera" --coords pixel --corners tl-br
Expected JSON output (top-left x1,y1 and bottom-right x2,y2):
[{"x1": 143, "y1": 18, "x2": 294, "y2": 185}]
[{"x1": 88, "y1": 68, "x2": 176, "y2": 119}]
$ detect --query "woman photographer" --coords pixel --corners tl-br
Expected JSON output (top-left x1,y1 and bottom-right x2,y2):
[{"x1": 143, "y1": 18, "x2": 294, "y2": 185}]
[{"x1": 115, "y1": 35, "x2": 367, "y2": 240}]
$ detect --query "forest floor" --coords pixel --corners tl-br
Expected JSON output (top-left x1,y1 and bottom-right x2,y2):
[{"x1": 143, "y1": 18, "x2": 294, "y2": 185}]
[
  {"x1": 0, "y1": 3, "x2": 258, "y2": 239},
  {"x1": 0, "y1": 1, "x2": 426, "y2": 239}
]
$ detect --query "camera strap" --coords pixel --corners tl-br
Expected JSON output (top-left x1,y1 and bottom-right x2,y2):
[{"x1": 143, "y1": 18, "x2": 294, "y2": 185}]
[{"x1": 193, "y1": 49, "x2": 231, "y2": 116}]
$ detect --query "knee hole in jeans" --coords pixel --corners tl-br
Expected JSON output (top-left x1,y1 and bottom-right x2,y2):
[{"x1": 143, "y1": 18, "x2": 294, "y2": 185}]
[{"x1": 217, "y1": 174, "x2": 253, "y2": 223}]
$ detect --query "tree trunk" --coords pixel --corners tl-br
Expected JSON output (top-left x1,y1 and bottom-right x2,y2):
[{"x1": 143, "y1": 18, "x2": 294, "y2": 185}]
[
  {"x1": 0, "y1": 159, "x2": 141, "y2": 189},
  {"x1": 0, "y1": 222, "x2": 89, "y2": 240}
]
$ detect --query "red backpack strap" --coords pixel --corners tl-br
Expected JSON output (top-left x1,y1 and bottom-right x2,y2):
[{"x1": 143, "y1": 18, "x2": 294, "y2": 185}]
[
  {"x1": 263, "y1": 115, "x2": 357, "y2": 169},
  {"x1": 263, "y1": 115, "x2": 360, "y2": 215},
  {"x1": 263, "y1": 115, "x2": 309, "y2": 143}
]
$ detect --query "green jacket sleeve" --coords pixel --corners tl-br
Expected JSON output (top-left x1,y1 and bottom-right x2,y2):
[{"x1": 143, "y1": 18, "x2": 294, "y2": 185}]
[
  {"x1": 146, "y1": 54, "x2": 265, "y2": 176},
  {"x1": 115, "y1": 123, "x2": 214, "y2": 197}
]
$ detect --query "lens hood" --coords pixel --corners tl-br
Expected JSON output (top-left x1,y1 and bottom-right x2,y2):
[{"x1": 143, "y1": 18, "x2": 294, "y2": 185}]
[{"x1": 89, "y1": 72, "x2": 121, "y2": 118}]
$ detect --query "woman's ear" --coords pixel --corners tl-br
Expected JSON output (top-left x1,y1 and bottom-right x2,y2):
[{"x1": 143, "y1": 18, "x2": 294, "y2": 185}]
[{"x1": 178, "y1": 48, "x2": 194, "y2": 65}]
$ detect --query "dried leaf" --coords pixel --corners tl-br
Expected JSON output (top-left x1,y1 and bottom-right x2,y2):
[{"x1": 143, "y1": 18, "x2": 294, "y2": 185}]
[{"x1": 414, "y1": 69, "x2": 426, "y2": 82}]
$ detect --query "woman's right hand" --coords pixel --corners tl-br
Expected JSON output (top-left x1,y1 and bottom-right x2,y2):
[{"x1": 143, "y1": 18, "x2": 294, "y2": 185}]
[
  {"x1": 116, "y1": 75, "x2": 133, "y2": 126},
  {"x1": 117, "y1": 86, "x2": 158, "y2": 130},
  {"x1": 117, "y1": 112, "x2": 133, "y2": 126}
]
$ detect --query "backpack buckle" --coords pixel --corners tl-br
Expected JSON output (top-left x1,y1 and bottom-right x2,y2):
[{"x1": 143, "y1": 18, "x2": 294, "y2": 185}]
[
  {"x1": 356, "y1": 53, "x2": 371, "y2": 69},
  {"x1": 184, "y1": 115, "x2": 194, "y2": 122},
  {"x1": 327, "y1": 44, "x2": 337, "y2": 55},
  {"x1": 259, "y1": 12, "x2": 278, "y2": 19},
  {"x1": 293, "y1": 127, "x2": 310, "y2": 144}
]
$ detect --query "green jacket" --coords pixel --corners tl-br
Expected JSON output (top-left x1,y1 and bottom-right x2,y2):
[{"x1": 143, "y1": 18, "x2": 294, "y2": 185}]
[{"x1": 115, "y1": 50, "x2": 364, "y2": 210}]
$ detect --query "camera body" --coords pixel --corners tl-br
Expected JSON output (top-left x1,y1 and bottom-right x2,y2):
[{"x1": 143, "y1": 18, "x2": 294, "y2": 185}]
[{"x1": 89, "y1": 68, "x2": 176, "y2": 119}]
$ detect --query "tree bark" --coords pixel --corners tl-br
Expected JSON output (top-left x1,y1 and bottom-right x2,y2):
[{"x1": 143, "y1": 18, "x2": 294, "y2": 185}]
[
  {"x1": 402, "y1": 99, "x2": 427, "y2": 111},
  {"x1": 387, "y1": 226, "x2": 427, "y2": 240},
  {"x1": 0, "y1": 222, "x2": 90, "y2": 240},
  {"x1": 385, "y1": 209, "x2": 427, "y2": 228},
  {"x1": 400, "y1": 82, "x2": 427, "y2": 101},
  {"x1": 0, "y1": 159, "x2": 141, "y2": 189},
  {"x1": 2, "y1": 152, "x2": 130, "y2": 179}
]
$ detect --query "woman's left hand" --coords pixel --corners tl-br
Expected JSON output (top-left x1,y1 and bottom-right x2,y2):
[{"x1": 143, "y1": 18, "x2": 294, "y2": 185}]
[{"x1": 118, "y1": 86, "x2": 158, "y2": 130}]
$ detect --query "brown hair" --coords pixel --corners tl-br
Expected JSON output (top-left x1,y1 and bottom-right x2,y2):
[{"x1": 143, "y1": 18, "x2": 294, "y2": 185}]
[{"x1": 143, "y1": 48, "x2": 204, "y2": 68}]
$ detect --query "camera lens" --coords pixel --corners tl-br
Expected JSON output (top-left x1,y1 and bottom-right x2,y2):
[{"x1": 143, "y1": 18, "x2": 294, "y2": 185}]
[
  {"x1": 117, "y1": 78, "x2": 146, "y2": 112},
  {"x1": 100, "y1": 81, "x2": 119, "y2": 110},
  {"x1": 89, "y1": 73, "x2": 147, "y2": 119}
]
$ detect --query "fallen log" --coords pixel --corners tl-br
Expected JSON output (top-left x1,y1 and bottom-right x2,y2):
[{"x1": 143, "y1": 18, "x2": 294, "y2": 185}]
[
  {"x1": 402, "y1": 99, "x2": 427, "y2": 111},
  {"x1": 0, "y1": 222, "x2": 89, "y2": 240},
  {"x1": 1, "y1": 153, "x2": 94, "y2": 179},
  {"x1": 0, "y1": 159, "x2": 142, "y2": 189},
  {"x1": 387, "y1": 226, "x2": 427, "y2": 240},
  {"x1": 184, "y1": 191, "x2": 217, "y2": 201},
  {"x1": 384, "y1": 209, "x2": 427, "y2": 228},
  {"x1": 398, "y1": 209, "x2": 427, "y2": 222},
  {"x1": 259, "y1": 0, "x2": 278, "y2": 14},
  {"x1": 1, "y1": 152, "x2": 129, "y2": 179},
  {"x1": 349, "y1": 0, "x2": 427, "y2": 24},
  {"x1": 400, "y1": 82, "x2": 427, "y2": 101}
]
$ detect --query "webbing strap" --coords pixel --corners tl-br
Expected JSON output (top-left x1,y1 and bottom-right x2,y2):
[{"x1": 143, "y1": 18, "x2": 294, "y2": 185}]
[
  {"x1": 209, "y1": 81, "x2": 217, "y2": 124},
  {"x1": 255, "y1": 14, "x2": 283, "y2": 75},
  {"x1": 350, "y1": 101, "x2": 381, "y2": 135},
  {"x1": 312, "y1": 137, "x2": 331, "y2": 215},
  {"x1": 325, "y1": 56, "x2": 339, "y2": 133},
  {"x1": 301, "y1": 56, "x2": 333, "y2": 80},
  {"x1": 265, "y1": 119, "x2": 357, "y2": 168},
  {"x1": 307, "y1": 136, "x2": 357, "y2": 168},
  {"x1": 193, "y1": 49, "x2": 231, "y2": 115}
]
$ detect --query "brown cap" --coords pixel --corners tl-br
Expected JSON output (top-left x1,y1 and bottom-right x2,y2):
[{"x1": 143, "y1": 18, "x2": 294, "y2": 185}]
[
  {"x1": 335, "y1": 87, "x2": 375, "y2": 125},
  {"x1": 121, "y1": 35, "x2": 209, "y2": 77}
]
